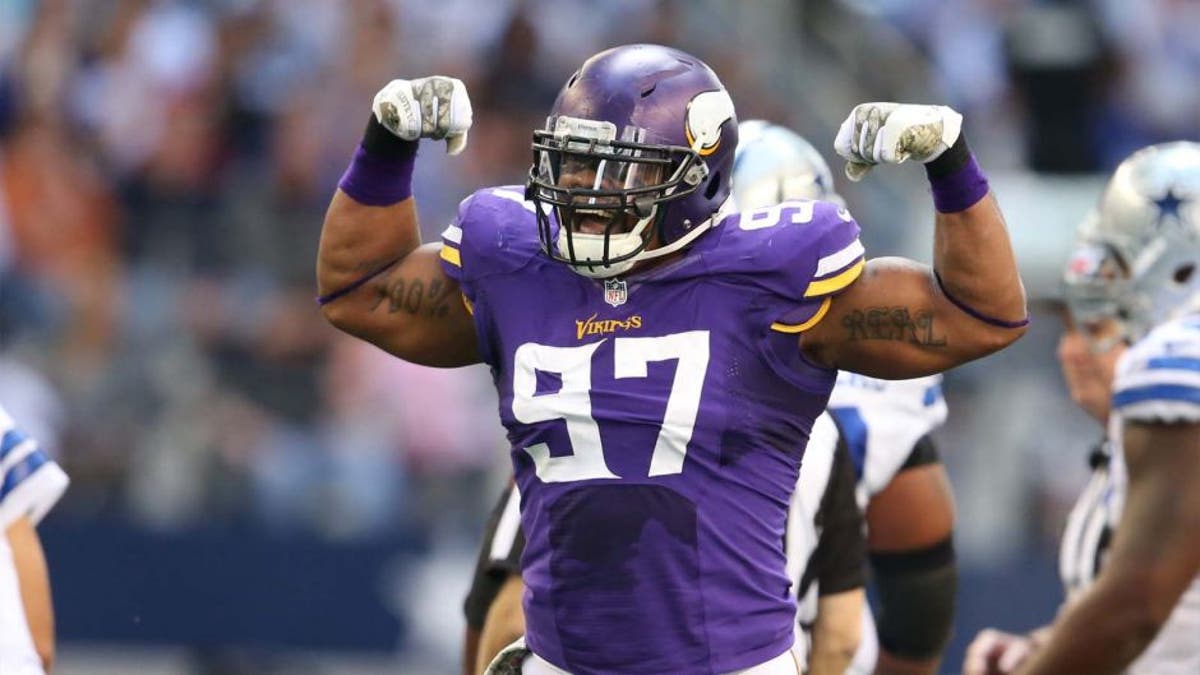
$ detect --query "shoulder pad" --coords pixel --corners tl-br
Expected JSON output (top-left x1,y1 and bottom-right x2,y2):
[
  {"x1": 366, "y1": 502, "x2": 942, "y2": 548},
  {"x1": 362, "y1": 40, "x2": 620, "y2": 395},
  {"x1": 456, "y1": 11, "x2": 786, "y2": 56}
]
[
  {"x1": 0, "y1": 408, "x2": 69, "y2": 526},
  {"x1": 827, "y1": 374, "x2": 947, "y2": 499},
  {"x1": 705, "y1": 199, "x2": 863, "y2": 301},
  {"x1": 439, "y1": 186, "x2": 544, "y2": 285},
  {"x1": 1113, "y1": 316, "x2": 1200, "y2": 422}
]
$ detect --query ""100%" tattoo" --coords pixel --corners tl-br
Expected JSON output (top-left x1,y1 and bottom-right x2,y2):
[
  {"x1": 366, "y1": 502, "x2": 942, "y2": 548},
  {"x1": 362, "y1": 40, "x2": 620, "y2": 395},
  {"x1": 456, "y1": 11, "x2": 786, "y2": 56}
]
[{"x1": 371, "y1": 275, "x2": 453, "y2": 318}]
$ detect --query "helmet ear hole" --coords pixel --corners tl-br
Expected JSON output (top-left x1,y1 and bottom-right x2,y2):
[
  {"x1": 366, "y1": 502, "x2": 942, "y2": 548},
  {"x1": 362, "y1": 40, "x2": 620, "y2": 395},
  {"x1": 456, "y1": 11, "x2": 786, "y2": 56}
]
[
  {"x1": 1174, "y1": 263, "x2": 1196, "y2": 284},
  {"x1": 705, "y1": 171, "x2": 722, "y2": 200}
]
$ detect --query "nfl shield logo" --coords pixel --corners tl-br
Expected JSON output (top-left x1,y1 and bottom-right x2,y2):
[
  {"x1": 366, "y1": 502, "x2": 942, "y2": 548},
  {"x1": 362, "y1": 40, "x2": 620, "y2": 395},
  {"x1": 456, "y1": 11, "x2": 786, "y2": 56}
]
[{"x1": 603, "y1": 279, "x2": 628, "y2": 308}]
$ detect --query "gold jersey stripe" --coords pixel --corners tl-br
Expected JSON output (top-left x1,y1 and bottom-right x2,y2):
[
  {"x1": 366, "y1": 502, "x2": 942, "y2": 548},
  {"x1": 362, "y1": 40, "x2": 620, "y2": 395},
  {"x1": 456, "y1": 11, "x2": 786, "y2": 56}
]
[
  {"x1": 771, "y1": 296, "x2": 833, "y2": 334},
  {"x1": 440, "y1": 245, "x2": 462, "y2": 267},
  {"x1": 804, "y1": 258, "x2": 864, "y2": 298},
  {"x1": 461, "y1": 293, "x2": 474, "y2": 316}
]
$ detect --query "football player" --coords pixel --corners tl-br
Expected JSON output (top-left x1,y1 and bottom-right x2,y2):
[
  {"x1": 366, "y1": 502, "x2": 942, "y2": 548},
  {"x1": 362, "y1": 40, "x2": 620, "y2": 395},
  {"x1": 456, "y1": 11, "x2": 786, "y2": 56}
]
[
  {"x1": 736, "y1": 122, "x2": 958, "y2": 675},
  {"x1": 460, "y1": 122, "x2": 898, "y2": 675},
  {"x1": 964, "y1": 142, "x2": 1200, "y2": 675},
  {"x1": 317, "y1": 43, "x2": 1027, "y2": 674},
  {"x1": 0, "y1": 405, "x2": 69, "y2": 674}
]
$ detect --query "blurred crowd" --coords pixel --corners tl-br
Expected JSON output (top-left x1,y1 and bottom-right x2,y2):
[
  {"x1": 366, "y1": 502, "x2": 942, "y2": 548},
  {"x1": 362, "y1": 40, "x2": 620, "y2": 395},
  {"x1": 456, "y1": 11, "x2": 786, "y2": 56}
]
[{"x1": 0, "y1": 0, "x2": 1198, "y2": 558}]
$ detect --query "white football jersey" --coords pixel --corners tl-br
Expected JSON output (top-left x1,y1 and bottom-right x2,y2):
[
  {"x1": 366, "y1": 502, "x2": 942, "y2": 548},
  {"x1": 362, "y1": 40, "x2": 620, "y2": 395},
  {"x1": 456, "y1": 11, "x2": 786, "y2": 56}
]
[
  {"x1": 1060, "y1": 316, "x2": 1200, "y2": 675},
  {"x1": 826, "y1": 373, "x2": 948, "y2": 675},
  {"x1": 826, "y1": 373, "x2": 948, "y2": 508},
  {"x1": 0, "y1": 405, "x2": 69, "y2": 675}
]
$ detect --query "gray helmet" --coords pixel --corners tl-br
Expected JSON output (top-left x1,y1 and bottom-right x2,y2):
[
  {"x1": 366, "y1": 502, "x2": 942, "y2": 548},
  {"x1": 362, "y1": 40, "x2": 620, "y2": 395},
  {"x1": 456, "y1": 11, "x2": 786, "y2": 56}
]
[
  {"x1": 732, "y1": 120, "x2": 844, "y2": 210},
  {"x1": 1064, "y1": 141, "x2": 1200, "y2": 341}
]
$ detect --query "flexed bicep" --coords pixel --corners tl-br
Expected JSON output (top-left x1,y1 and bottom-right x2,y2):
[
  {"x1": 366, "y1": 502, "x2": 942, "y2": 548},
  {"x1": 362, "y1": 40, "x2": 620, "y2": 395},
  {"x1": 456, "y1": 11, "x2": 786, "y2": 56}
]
[
  {"x1": 322, "y1": 241, "x2": 480, "y2": 367},
  {"x1": 802, "y1": 257, "x2": 1017, "y2": 379},
  {"x1": 804, "y1": 104, "x2": 1027, "y2": 379}
]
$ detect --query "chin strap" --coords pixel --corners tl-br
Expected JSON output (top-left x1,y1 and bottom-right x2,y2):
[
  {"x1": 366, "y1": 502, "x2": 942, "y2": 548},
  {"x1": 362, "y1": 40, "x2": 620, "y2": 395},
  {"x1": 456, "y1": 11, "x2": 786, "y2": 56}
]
[
  {"x1": 638, "y1": 198, "x2": 735, "y2": 263},
  {"x1": 608, "y1": 198, "x2": 734, "y2": 272}
]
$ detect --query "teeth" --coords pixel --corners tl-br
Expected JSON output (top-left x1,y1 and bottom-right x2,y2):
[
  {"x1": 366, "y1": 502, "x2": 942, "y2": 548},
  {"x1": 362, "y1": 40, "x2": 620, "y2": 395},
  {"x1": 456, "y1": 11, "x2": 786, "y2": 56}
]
[{"x1": 576, "y1": 209, "x2": 614, "y2": 217}]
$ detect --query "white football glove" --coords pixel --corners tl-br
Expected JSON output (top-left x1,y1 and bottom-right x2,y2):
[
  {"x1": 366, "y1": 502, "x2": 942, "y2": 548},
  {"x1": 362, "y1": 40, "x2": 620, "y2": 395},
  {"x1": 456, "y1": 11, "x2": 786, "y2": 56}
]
[
  {"x1": 834, "y1": 102, "x2": 963, "y2": 182},
  {"x1": 372, "y1": 76, "x2": 473, "y2": 155}
]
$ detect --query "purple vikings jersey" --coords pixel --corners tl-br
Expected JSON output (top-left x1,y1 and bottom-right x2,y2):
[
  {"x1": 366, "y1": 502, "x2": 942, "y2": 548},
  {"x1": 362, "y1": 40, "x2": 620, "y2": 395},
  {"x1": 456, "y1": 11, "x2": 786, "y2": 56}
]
[{"x1": 440, "y1": 187, "x2": 863, "y2": 674}]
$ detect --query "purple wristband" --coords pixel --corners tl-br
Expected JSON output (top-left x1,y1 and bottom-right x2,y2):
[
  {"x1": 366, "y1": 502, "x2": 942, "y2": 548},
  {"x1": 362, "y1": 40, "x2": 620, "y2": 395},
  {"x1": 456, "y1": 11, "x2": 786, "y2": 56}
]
[
  {"x1": 337, "y1": 143, "x2": 417, "y2": 206},
  {"x1": 928, "y1": 153, "x2": 989, "y2": 214},
  {"x1": 935, "y1": 271, "x2": 1030, "y2": 329}
]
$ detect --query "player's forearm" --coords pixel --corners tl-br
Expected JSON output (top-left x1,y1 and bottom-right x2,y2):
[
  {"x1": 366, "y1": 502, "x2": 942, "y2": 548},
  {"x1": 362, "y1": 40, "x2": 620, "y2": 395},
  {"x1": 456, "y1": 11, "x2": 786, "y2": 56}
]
[
  {"x1": 809, "y1": 634, "x2": 859, "y2": 675},
  {"x1": 476, "y1": 576, "x2": 526, "y2": 673},
  {"x1": 933, "y1": 197, "x2": 1027, "y2": 325},
  {"x1": 810, "y1": 590, "x2": 864, "y2": 675},
  {"x1": 8, "y1": 517, "x2": 55, "y2": 672},
  {"x1": 929, "y1": 140, "x2": 1027, "y2": 332},
  {"x1": 1015, "y1": 576, "x2": 1159, "y2": 675},
  {"x1": 317, "y1": 113, "x2": 422, "y2": 304},
  {"x1": 317, "y1": 193, "x2": 420, "y2": 299}
]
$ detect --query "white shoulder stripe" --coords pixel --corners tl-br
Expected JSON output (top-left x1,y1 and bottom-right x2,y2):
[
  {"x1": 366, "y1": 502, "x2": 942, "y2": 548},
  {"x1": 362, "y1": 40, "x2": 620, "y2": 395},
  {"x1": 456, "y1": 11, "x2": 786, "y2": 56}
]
[
  {"x1": 815, "y1": 239, "x2": 864, "y2": 277},
  {"x1": 441, "y1": 224, "x2": 463, "y2": 244}
]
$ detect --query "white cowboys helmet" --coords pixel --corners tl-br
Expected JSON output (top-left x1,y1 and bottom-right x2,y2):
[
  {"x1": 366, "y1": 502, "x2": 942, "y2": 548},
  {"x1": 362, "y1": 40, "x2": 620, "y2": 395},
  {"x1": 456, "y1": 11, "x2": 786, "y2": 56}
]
[{"x1": 1064, "y1": 141, "x2": 1200, "y2": 342}]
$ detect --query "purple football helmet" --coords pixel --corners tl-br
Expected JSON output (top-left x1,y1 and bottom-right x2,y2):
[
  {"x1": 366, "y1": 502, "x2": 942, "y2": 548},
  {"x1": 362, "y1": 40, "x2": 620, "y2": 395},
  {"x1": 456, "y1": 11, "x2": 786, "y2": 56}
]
[{"x1": 526, "y1": 44, "x2": 738, "y2": 277}]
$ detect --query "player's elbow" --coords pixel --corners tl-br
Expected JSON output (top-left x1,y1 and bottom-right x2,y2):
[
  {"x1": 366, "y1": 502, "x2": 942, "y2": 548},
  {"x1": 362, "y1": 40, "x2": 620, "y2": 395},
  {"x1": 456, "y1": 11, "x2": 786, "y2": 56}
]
[
  {"x1": 1115, "y1": 603, "x2": 1166, "y2": 663},
  {"x1": 1099, "y1": 570, "x2": 1173, "y2": 656},
  {"x1": 988, "y1": 320, "x2": 1028, "y2": 351},
  {"x1": 818, "y1": 625, "x2": 862, "y2": 664},
  {"x1": 319, "y1": 297, "x2": 354, "y2": 333},
  {"x1": 319, "y1": 300, "x2": 402, "y2": 356},
  {"x1": 965, "y1": 321, "x2": 1028, "y2": 361},
  {"x1": 38, "y1": 644, "x2": 53, "y2": 673},
  {"x1": 812, "y1": 590, "x2": 865, "y2": 672},
  {"x1": 320, "y1": 301, "x2": 401, "y2": 353},
  {"x1": 1138, "y1": 563, "x2": 1196, "y2": 632},
  {"x1": 810, "y1": 623, "x2": 861, "y2": 675},
  {"x1": 319, "y1": 299, "x2": 369, "y2": 342}
]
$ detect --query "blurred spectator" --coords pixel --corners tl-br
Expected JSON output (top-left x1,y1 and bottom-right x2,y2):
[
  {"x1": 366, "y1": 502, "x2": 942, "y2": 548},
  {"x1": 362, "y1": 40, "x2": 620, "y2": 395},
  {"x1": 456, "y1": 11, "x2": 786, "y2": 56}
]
[{"x1": 1005, "y1": 0, "x2": 1111, "y2": 172}]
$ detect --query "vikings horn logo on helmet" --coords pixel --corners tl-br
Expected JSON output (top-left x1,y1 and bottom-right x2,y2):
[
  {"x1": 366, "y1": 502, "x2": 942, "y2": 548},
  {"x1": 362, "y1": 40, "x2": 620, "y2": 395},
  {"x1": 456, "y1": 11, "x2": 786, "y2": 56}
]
[{"x1": 686, "y1": 89, "x2": 736, "y2": 157}]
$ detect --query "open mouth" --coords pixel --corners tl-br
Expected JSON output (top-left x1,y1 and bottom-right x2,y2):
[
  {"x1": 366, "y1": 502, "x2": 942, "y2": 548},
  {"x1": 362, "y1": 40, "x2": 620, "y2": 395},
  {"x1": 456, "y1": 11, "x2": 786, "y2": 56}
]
[{"x1": 570, "y1": 207, "x2": 626, "y2": 235}]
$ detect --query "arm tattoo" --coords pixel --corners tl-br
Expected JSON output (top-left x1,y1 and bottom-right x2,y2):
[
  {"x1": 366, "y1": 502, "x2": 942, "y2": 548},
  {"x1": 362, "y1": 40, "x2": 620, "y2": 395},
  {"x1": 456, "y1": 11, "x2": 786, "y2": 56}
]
[
  {"x1": 842, "y1": 307, "x2": 947, "y2": 347},
  {"x1": 370, "y1": 274, "x2": 453, "y2": 318}
]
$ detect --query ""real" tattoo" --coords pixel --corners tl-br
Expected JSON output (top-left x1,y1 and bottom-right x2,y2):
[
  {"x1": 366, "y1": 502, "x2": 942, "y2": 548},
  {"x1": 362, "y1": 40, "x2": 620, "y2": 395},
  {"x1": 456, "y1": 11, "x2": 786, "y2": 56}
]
[{"x1": 842, "y1": 307, "x2": 947, "y2": 347}]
